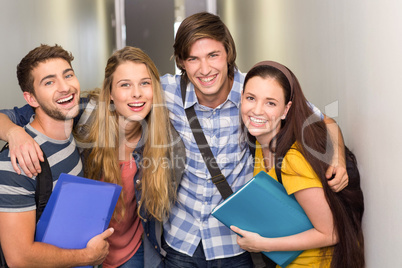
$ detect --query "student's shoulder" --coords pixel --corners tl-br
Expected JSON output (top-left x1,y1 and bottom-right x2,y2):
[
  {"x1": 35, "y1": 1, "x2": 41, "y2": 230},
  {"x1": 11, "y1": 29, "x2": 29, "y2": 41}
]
[
  {"x1": 231, "y1": 70, "x2": 246, "y2": 93},
  {"x1": 0, "y1": 163, "x2": 36, "y2": 212},
  {"x1": 282, "y1": 144, "x2": 320, "y2": 181},
  {"x1": 160, "y1": 74, "x2": 183, "y2": 106},
  {"x1": 283, "y1": 143, "x2": 307, "y2": 165},
  {"x1": 0, "y1": 148, "x2": 30, "y2": 183},
  {"x1": 161, "y1": 73, "x2": 181, "y2": 88},
  {"x1": 0, "y1": 125, "x2": 35, "y2": 160}
]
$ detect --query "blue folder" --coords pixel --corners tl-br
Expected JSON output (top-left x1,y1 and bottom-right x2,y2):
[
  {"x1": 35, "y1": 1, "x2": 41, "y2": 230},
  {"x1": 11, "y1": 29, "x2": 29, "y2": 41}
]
[
  {"x1": 35, "y1": 173, "x2": 122, "y2": 268},
  {"x1": 212, "y1": 171, "x2": 314, "y2": 267}
]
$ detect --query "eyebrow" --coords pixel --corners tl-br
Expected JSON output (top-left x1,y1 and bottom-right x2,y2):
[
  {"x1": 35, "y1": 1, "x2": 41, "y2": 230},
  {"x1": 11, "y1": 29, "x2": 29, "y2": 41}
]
[
  {"x1": 117, "y1": 77, "x2": 152, "y2": 83},
  {"x1": 245, "y1": 91, "x2": 278, "y2": 101},
  {"x1": 208, "y1": 50, "x2": 221, "y2": 55},
  {"x1": 116, "y1": 79, "x2": 131, "y2": 84},
  {"x1": 188, "y1": 50, "x2": 221, "y2": 59},
  {"x1": 39, "y1": 68, "x2": 74, "y2": 85}
]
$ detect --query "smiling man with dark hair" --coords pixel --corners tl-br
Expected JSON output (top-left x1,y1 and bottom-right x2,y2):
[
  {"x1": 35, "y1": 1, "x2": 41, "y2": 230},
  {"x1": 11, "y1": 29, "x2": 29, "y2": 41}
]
[{"x1": 0, "y1": 44, "x2": 113, "y2": 268}]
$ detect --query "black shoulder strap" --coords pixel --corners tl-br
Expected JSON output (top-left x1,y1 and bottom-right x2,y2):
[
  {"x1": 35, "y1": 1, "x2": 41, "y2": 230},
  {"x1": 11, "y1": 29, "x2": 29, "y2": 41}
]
[
  {"x1": 35, "y1": 151, "x2": 53, "y2": 222},
  {"x1": 0, "y1": 250, "x2": 5, "y2": 268},
  {"x1": 180, "y1": 77, "x2": 233, "y2": 199},
  {"x1": 275, "y1": 160, "x2": 283, "y2": 185}
]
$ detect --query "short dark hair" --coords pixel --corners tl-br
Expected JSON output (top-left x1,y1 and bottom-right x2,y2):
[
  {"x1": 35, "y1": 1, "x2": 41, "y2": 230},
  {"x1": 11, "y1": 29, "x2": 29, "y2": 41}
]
[
  {"x1": 16, "y1": 44, "x2": 74, "y2": 94},
  {"x1": 173, "y1": 12, "x2": 237, "y2": 80}
]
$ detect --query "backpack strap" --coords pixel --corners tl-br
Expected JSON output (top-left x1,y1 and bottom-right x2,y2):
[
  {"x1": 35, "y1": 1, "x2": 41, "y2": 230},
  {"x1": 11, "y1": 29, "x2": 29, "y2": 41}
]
[
  {"x1": 180, "y1": 77, "x2": 233, "y2": 199},
  {"x1": 275, "y1": 160, "x2": 283, "y2": 185},
  {"x1": 35, "y1": 151, "x2": 53, "y2": 222},
  {"x1": 0, "y1": 251, "x2": 5, "y2": 268}
]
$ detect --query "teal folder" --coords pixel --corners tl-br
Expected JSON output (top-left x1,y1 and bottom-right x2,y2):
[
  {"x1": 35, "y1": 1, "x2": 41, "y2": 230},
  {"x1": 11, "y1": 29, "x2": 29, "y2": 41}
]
[
  {"x1": 212, "y1": 171, "x2": 313, "y2": 267},
  {"x1": 35, "y1": 173, "x2": 122, "y2": 268}
]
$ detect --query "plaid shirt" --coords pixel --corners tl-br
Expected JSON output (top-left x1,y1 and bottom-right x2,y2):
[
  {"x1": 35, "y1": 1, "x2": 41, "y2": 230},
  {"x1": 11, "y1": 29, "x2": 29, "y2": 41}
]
[{"x1": 161, "y1": 71, "x2": 254, "y2": 260}]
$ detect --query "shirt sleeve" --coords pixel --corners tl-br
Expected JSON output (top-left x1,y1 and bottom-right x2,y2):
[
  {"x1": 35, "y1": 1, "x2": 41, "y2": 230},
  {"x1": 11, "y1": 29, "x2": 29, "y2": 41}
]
[
  {"x1": 281, "y1": 148, "x2": 323, "y2": 195},
  {"x1": 0, "y1": 159, "x2": 36, "y2": 212},
  {"x1": 0, "y1": 104, "x2": 34, "y2": 126}
]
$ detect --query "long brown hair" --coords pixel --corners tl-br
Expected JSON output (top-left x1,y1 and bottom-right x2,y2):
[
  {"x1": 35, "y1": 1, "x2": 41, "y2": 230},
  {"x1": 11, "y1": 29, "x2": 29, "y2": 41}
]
[
  {"x1": 242, "y1": 63, "x2": 365, "y2": 267},
  {"x1": 77, "y1": 46, "x2": 176, "y2": 221}
]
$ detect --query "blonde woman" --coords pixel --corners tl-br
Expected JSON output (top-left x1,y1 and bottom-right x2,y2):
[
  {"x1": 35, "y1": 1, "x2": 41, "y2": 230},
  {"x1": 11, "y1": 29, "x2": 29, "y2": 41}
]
[
  {"x1": 0, "y1": 47, "x2": 185, "y2": 268},
  {"x1": 79, "y1": 46, "x2": 185, "y2": 267}
]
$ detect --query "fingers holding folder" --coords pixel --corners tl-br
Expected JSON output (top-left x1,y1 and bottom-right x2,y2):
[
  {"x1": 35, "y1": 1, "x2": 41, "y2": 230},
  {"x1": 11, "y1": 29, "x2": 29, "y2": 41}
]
[
  {"x1": 85, "y1": 227, "x2": 115, "y2": 265},
  {"x1": 230, "y1": 225, "x2": 265, "y2": 253}
]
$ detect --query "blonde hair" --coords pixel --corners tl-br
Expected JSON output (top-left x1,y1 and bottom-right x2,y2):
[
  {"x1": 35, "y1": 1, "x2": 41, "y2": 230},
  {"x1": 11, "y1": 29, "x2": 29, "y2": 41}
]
[{"x1": 78, "y1": 46, "x2": 175, "y2": 221}]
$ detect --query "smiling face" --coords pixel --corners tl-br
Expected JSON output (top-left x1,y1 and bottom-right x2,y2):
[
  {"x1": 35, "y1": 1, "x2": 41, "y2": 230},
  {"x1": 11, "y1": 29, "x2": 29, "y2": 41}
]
[
  {"x1": 26, "y1": 58, "x2": 80, "y2": 121},
  {"x1": 241, "y1": 76, "x2": 292, "y2": 144},
  {"x1": 182, "y1": 38, "x2": 231, "y2": 108},
  {"x1": 110, "y1": 61, "x2": 153, "y2": 123}
]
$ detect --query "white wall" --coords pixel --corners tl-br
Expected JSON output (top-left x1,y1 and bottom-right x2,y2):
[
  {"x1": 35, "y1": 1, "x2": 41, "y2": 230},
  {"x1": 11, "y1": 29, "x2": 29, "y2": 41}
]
[
  {"x1": 0, "y1": 0, "x2": 116, "y2": 148},
  {"x1": 0, "y1": 0, "x2": 116, "y2": 109},
  {"x1": 218, "y1": 0, "x2": 402, "y2": 266}
]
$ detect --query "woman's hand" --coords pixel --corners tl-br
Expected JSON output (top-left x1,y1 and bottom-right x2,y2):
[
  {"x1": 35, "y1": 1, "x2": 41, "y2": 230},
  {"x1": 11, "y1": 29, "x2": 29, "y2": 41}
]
[{"x1": 230, "y1": 225, "x2": 265, "y2": 253}]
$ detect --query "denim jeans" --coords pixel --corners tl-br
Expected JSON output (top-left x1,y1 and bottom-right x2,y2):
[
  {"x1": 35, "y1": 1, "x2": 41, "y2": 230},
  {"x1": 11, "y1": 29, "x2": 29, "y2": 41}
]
[
  {"x1": 163, "y1": 239, "x2": 253, "y2": 268},
  {"x1": 118, "y1": 242, "x2": 144, "y2": 268},
  {"x1": 95, "y1": 242, "x2": 144, "y2": 268}
]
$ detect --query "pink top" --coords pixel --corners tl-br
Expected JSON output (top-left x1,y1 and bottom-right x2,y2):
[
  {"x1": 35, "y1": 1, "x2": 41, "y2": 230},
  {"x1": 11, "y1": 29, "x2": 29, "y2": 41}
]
[{"x1": 102, "y1": 159, "x2": 143, "y2": 268}]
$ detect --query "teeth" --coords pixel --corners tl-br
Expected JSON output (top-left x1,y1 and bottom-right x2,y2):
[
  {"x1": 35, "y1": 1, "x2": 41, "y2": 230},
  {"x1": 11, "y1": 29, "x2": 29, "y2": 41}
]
[
  {"x1": 128, "y1": 102, "x2": 145, "y2": 107},
  {"x1": 199, "y1": 75, "x2": 216, "y2": 82},
  {"x1": 57, "y1": 95, "x2": 73, "y2": 104},
  {"x1": 250, "y1": 117, "x2": 267, "y2": 124}
]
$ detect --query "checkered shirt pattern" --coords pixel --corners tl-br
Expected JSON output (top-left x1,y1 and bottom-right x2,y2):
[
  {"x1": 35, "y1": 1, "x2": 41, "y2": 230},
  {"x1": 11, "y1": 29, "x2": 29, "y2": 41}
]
[{"x1": 161, "y1": 71, "x2": 254, "y2": 260}]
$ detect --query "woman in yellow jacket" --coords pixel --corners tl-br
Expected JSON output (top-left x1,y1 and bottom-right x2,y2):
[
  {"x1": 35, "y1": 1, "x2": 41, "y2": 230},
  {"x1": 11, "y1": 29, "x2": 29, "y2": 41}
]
[{"x1": 231, "y1": 61, "x2": 364, "y2": 268}]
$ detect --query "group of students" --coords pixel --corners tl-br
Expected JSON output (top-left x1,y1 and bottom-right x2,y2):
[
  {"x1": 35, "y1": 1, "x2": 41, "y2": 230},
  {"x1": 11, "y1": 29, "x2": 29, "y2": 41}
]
[{"x1": 0, "y1": 11, "x2": 364, "y2": 268}]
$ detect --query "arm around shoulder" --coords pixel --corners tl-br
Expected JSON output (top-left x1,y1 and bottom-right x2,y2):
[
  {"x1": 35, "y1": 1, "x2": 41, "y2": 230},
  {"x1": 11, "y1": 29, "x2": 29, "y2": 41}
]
[
  {"x1": 306, "y1": 102, "x2": 348, "y2": 192},
  {"x1": 322, "y1": 115, "x2": 349, "y2": 192}
]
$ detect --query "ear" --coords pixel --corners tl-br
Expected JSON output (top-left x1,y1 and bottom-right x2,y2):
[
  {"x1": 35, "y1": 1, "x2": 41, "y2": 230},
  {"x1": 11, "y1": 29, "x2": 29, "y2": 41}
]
[
  {"x1": 281, "y1": 101, "x2": 292, "y2": 120},
  {"x1": 23, "y1": 92, "x2": 40, "y2": 108}
]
